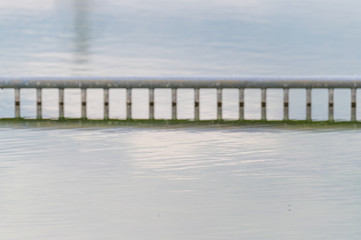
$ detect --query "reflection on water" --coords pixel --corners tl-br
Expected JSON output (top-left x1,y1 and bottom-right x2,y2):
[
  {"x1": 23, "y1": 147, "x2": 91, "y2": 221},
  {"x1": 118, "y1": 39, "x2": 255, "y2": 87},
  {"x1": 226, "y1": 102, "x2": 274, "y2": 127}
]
[{"x1": 0, "y1": 128, "x2": 361, "y2": 239}]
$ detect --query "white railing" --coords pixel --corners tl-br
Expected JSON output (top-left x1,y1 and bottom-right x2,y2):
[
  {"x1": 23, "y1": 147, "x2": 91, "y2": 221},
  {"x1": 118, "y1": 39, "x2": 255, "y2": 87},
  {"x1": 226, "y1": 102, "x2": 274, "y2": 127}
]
[{"x1": 1, "y1": 76, "x2": 360, "y2": 121}]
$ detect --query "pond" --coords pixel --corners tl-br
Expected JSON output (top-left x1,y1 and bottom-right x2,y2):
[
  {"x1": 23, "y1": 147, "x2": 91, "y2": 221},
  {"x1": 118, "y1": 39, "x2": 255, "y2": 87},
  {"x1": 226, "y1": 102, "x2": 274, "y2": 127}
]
[{"x1": 1, "y1": 0, "x2": 361, "y2": 239}]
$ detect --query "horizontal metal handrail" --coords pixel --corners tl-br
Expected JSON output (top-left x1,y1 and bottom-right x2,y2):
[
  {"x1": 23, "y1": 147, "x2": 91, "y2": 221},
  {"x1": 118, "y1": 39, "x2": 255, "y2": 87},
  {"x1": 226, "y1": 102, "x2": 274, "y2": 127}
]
[
  {"x1": 0, "y1": 76, "x2": 360, "y2": 122},
  {"x1": 1, "y1": 76, "x2": 361, "y2": 88}
]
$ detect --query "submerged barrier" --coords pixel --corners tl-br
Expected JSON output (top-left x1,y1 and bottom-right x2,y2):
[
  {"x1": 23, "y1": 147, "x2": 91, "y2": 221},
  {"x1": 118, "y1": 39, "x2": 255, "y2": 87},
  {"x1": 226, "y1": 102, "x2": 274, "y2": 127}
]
[{"x1": 1, "y1": 76, "x2": 360, "y2": 121}]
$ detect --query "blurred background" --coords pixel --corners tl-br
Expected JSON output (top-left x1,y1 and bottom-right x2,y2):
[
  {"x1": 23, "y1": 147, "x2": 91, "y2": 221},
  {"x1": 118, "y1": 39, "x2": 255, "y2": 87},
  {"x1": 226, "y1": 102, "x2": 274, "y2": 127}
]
[{"x1": 1, "y1": 0, "x2": 361, "y2": 76}]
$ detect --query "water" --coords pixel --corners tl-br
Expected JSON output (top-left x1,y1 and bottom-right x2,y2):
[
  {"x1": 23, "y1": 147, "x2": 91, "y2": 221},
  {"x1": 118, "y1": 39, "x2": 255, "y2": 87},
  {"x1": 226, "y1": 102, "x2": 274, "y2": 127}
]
[
  {"x1": 2, "y1": 0, "x2": 361, "y2": 76},
  {"x1": 1, "y1": 127, "x2": 361, "y2": 240},
  {"x1": 1, "y1": 1, "x2": 361, "y2": 239}
]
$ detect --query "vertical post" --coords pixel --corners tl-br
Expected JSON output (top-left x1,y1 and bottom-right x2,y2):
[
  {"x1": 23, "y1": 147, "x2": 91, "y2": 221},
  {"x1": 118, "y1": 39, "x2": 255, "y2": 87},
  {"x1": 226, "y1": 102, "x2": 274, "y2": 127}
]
[
  {"x1": 104, "y1": 88, "x2": 109, "y2": 120},
  {"x1": 59, "y1": 88, "x2": 64, "y2": 119},
  {"x1": 36, "y1": 88, "x2": 42, "y2": 119},
  {"x1": 306, "y1": 88, "x2": 312, "y2": 121},
  {"x1": 126, "y1": 88, "x2": 132, "y2": 120},
  {"x1": 283, "y1": 88, "x2": 289, "y2": 121},
  {"x1": 194, "y1": 88, "x2": 200, "y2": 121},
  {"x1": 328, "y1": 88, "x2": 334, "y2": 122},
  {"x1": 217, "y1": 88, "x2": 222, "y2": 120},
  {"x1": 172, "y1": 88, "x2": 177, "y2": 120},
  {"x1": 149, "y1": 88, "x2": 154, "y2": 120},
  {"x1": 81, "y1": 88, "x2": 87, "y2": 119},
  {"x1": 261, "y1": 88, "x2": 267, "y2": 121},
  {"x1": 14, "y1": 88, "x2": 20, "y2": 118},
  {"x1": 239, "y1": 88, "x2": 244, "y2": 120},
  {"x1": 351, "y1": 88, "x2": 357, "y2": 121}
]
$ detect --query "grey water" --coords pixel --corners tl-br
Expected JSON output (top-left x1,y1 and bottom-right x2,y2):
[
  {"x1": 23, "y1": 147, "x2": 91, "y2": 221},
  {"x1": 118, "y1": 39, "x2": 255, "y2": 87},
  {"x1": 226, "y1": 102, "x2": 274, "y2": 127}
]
[{"x1": 1, "y1": 0, "x2": 361, "y2": 239}]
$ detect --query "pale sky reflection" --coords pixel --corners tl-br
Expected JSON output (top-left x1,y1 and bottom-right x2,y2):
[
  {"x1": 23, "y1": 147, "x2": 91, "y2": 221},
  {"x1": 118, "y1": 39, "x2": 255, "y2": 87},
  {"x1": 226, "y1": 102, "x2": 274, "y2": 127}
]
[{"x1": 2, "y1": 0, "x2": 361, "y2": 75}]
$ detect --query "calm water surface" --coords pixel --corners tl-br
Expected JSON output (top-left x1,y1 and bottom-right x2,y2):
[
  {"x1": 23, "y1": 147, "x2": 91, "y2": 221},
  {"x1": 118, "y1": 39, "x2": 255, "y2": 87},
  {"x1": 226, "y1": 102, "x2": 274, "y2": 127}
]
[
  {"x1": 1, "y1": 127, "x2": 361, "y2": 240},
  {"x1": 1, "y1": 0, "x2": 361, "y2": 239}
]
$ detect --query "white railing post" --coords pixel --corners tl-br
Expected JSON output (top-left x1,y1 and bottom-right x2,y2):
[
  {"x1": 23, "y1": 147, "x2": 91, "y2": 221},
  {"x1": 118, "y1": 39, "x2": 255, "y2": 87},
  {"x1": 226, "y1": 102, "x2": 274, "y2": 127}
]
[
  {"x1": 126, "y1": 88, "x2": 132, "y2": 120},
  {"x1": 351, "y1": 88, "x2": 357, "y2": 121},
  {"x1": 261, "y1": 88, "x2": 266, "y2": 121},
  {"x1": 81, "y1": 88, "x2": 87, "y2": 119},
  {"x1": 172, "y1": 88, "x2": 177, "y2": 120},
  {"x1": 239, "y1": 88, "x2": 244, "y2": 121},
  {"x1": 283, "y1": 88, "x2": 289, "y2": 121},
  {"x1": 104, "y1": 88, "x2": 109, "y2": 120},
  {"x1": 59, "y1": 88, "x2": 64, "y2": 119},
  {"x1": 14, "y1": 88, "x2": 20, "y2": 118},
  {"x1": 194, "y1": 88, "x2": 200, "y2": 121},
  {"x1": 149, "y1": 88, "x2": 154, "y2": 120},
  {"x1": 36, "y1": 88, "x2": 42, "y2": 119},
  {"x1": 217, "y1": 88, "x2": 222, "y2": 120},
  {"x1": 306, "y1": 88, "x2": 312, "y2": 121},
  {"x1": 328, "y1": 88, "x2": 334, "y2": 121}
]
